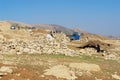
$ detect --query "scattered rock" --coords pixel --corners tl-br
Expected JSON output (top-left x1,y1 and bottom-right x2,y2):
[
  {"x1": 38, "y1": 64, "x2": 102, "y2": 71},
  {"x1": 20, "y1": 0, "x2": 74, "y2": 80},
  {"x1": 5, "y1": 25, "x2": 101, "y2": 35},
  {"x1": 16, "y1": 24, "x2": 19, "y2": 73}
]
[
  {"x1": 0, "y1": 77, "x2": 2, "y2": 79},
  {"x1": 41, "y1": 75, "x2": 45, "y2": 77},
  {"x1": 112, "y1": 74, "x2": 120, "y2": 80},
  {"x1": 0, "y1": 72, "x2": 7, "y2": 76},
  {"x1": 10, "y1": 79, "x2": 15, "y2": 80},
  {"x1": 0, "y1": 66, "x2": 13, "y2": 73},
  {"x1": 105, "y1": 54, "x2": 118, "y2": 60},
  {"x1": 69, "y1": 62, "x2": 101, "y2": 72},
  {"x1": 23, "y1": 48, "x2": 30, "y2": 53},
  {"x1": 95, "y1": 77, "x2": 102, "y2": 80},
  {"x1": 44, "y1": 65, "x2": 77, "y2": 80},
  {"x1": 2, "y1": 61, "x2": 16, "y2": 65},
  {"x1": 16, "y1": 73, "x2": 21, "y2": 76}
]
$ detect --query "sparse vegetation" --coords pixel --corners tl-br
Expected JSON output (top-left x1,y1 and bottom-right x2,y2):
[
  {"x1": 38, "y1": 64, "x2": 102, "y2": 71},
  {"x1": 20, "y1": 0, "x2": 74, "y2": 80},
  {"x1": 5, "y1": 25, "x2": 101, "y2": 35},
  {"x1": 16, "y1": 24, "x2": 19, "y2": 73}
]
[
  {"x1": 0, "y1": 54, "x2": 120, "y2": 80},
  {"x1": 0, "y1": 21, "x2": 120, "y2": 80}
]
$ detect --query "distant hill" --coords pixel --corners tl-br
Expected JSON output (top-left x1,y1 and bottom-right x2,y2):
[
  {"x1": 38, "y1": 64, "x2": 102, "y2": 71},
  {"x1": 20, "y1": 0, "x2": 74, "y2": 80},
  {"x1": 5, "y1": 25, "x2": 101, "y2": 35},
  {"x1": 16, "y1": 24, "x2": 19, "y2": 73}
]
[
  {"x1": 31, "y1": 24, "x2": 74, "y2": 35},
  {"x1": 107, "y1": 35, "x2": 120, "y2": 40},
  {"x1": 31, "y1": 24, "x2": 109, "y2": 40},
  {"x1": 6, "y1": 20, "x2": 89, "y2": 35},
  {"x1": 71, "y1": 27, "x2": 87, "y2": 34},
  {"x1": 5, "y1": 20, "x2": 109, "y2": 40},
  {"x1": 80, "y1": 33, "x2": 109, "y2": 40}
]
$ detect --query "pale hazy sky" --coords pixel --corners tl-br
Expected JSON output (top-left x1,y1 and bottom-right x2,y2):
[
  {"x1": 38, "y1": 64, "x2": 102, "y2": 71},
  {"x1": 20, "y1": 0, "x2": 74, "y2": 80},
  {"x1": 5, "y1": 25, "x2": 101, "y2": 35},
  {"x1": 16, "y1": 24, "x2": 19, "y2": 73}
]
[{"x1": 0, "y1": 0, "x2": 120, "y2": 36}]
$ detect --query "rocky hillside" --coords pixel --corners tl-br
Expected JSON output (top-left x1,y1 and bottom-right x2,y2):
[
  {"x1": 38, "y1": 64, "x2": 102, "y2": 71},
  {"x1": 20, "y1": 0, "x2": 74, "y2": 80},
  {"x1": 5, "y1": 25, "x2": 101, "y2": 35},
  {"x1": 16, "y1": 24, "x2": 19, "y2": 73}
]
[
  {"x1": 0, "y1": 21, "x2": 76, "y2": 56},
  {"x1": 0, "y1": 21, "x2": 120, "y2": 80},
  {"x1": 0, "y1": 20, "x2": 118, "y2": 59},
  {"x1": 6, "y1": 21, "x2": 76, "y2": 35}
]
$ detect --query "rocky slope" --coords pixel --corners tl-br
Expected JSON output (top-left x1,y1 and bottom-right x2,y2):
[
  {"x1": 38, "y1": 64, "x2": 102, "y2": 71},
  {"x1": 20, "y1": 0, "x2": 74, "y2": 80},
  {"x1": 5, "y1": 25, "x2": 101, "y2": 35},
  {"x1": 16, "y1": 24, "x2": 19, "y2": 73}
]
[
  {"x1": 0, "y1": 21, "x2": 77, "y2": 56},
  {"x1": 0, "y1": 21, "x2": 120, "y2": 80},
  {"x1": 0, "y1": 21, "x2": 119, "y2": 58}
]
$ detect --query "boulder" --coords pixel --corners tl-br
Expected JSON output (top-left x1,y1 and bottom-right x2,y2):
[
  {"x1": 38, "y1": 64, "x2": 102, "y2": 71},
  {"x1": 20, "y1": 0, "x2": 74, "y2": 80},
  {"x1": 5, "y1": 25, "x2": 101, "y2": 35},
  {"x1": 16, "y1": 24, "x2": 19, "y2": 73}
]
[
  {"x1": 23, "y1": 48, "x2": 30, "y2": 53},
  {"x1": 0, "y1": 66, "x2": 13, "y2": 73},
  {"x1": 69, "y1": 62, "x2": 101, "y2": 72},
  {"x1": 44, "y1": 65, "x2": 77, "y2": 80},
  {"x1": 112, "y1": 74, "x2": 120, "y2": 80}
]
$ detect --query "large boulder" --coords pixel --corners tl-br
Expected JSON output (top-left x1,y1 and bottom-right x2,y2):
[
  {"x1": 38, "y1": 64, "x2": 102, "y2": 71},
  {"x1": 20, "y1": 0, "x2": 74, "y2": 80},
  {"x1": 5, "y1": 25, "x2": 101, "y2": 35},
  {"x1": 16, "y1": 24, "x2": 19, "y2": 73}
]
[
  {"x1": 44, "y1": 65, "x2": 77, "y2": 80},
  {"x1": 69, "y1": 62, "x2": 101, "y2": 72}
]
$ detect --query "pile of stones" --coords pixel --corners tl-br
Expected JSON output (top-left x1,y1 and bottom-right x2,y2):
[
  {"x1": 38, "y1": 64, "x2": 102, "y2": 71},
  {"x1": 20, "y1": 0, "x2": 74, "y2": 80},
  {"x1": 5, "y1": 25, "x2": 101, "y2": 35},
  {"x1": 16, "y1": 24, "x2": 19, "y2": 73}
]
[{"x1": 0, "y1": 33, "x2": 77, "y2": 56}]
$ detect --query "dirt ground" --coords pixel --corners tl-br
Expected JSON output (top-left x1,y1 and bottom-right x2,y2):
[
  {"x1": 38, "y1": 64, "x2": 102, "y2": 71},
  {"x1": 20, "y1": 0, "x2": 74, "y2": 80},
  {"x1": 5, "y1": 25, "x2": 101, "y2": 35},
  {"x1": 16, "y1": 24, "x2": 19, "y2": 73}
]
[{"x1": 0, "y1": 54, "x2": 120, "y2": 80}]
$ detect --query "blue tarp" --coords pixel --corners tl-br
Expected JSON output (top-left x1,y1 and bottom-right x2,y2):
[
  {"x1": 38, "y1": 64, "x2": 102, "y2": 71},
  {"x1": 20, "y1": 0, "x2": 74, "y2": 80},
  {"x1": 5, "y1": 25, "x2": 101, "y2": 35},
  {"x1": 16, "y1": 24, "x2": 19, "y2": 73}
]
[{"x1": 69, "y1": 32, "x2": 80, "y2": 40}]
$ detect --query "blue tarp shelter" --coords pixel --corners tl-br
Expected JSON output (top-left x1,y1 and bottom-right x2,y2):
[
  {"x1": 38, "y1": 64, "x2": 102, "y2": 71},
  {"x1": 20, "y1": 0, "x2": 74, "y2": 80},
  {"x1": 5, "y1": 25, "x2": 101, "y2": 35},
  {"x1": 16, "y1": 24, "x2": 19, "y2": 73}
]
[{"x1": 69, "y1": 32, "x2": 80, "y2": 40}]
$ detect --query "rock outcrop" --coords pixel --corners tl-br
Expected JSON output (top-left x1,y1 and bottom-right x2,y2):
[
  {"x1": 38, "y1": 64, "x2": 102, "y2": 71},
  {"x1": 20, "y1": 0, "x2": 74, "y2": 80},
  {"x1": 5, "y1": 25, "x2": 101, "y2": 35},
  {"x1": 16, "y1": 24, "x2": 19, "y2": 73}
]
[
  {"x1": 69, "y1": 63, "x2": 101, "y2": 72},
  {"x1": 44, "y1": 65, "x2": 77, "y2": 80}
]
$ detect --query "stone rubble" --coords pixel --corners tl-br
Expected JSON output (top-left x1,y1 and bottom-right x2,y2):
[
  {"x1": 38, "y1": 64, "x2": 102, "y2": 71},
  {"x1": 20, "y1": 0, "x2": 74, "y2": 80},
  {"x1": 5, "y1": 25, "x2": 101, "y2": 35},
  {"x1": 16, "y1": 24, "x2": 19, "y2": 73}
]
[
  {"x1": 0, "y1": 32, "x2": 77, "y2": 56},
  {"x1": 0, "y1": 66, "x2": 13, "y2": 77},
  {"x1": 0, "y1": 22, "x2": 120, "y2": 61},
  {"x1": 0, "y1": 66, "x2": 13, "y2": 74},
  {"x1": 105, "y1": 54, "x2": 119, "y2": 60},
  {"x1": 78, "y1": 48, "x2": 97, "y2": 56}
]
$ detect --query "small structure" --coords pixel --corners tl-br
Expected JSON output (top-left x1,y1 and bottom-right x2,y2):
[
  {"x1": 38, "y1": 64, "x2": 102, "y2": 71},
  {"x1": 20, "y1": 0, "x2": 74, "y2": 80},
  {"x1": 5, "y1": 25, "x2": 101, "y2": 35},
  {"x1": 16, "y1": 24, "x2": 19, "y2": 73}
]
[
  {"x1": 78, "y1": 40, "x2": 112, "y2": 52},
  {"x1": 69, "y1": 32, "x2": 80, "y2": 41}
]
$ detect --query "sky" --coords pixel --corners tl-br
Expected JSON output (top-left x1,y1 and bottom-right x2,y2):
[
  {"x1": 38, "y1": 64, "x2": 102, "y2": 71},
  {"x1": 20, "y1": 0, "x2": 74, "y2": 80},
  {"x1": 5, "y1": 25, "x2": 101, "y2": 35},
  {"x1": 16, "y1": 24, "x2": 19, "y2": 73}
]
[{"x1": 0, "y1": 0, "x2": 120, "y2": 36}]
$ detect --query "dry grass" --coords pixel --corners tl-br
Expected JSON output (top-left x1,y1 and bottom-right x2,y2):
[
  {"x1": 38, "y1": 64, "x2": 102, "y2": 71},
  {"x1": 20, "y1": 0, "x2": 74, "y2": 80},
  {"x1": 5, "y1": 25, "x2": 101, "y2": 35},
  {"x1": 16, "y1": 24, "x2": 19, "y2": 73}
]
[{"x1": 0, "y1": 54, "x2": 119, "y2": 80}]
